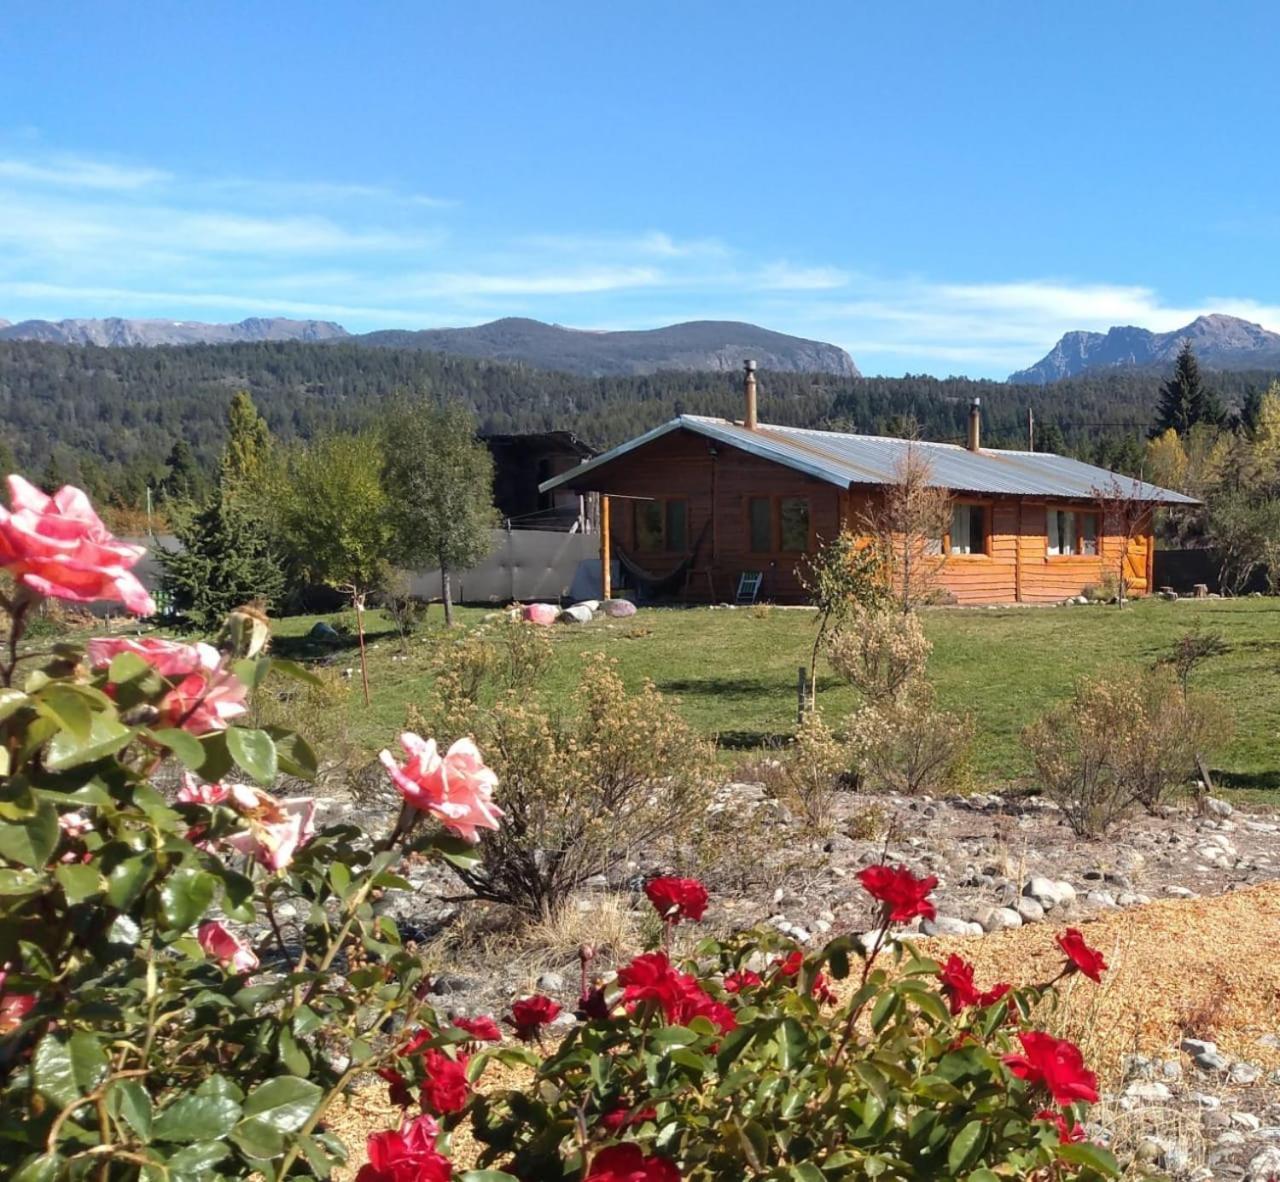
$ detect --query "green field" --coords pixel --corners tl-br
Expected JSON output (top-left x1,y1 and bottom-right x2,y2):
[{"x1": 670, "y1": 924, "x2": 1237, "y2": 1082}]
[{"x1": 271, "y1": 597, "x2": 1280, "y2": 795}]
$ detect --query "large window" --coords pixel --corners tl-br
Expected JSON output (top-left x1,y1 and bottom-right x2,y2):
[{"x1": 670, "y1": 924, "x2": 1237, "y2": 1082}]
[
  {"x1": 779, "y1": 497, "x2": 810, "y2": 552},
  {"x1": 1047, "y1": 508, "x2": 1100, "y2": 556},
  {"x1": 949, "y1": 504, "x2": 986, "y2": 555},
  {"x1": 748, "y1": 496, "x2": 812, "y2": 553},
  {"x1": 633, "y1": 498, "x2": 689, "y2": 552},
  {"x1": 748, "y1": 497, "x2": 773, "y2": 552}
]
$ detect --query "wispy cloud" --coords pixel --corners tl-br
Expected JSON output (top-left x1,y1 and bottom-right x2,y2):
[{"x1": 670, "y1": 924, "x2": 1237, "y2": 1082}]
[{"x1": 0, "y1": 154, "x2": 171, "y2": 190}]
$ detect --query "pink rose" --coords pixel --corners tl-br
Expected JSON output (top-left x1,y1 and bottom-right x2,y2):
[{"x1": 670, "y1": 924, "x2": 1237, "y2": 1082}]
[
  {"x1": 197, "y1": 921, "x2": 260, "y2": 973},
  {"x1": 225, "y1": 793, "x2": 316, "y2": 871},
  {"x1": 57, "y1": 810, "x2": 93, "y2": 838},
  {"x1": 176, "y1": 774, "x2": 230, "y2": 806},
  {"x1": 89, "y1": 637, "x2": 249, "y2": 735},
  {"x1": 379, "y1": 734, "x2": 502, "y2": 843},
  {"x1": 0, "y1": 475, "x2": 155, "y2": 615}
]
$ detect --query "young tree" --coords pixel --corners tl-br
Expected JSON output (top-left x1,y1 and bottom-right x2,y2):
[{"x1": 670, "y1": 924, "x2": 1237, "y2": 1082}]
[
  {"x1": 1092, "y1": 477, "x2": 1152, "y2": 607},
  {"x1": 159, "y1": 487, "x2": 285, "y2": 630},
  {"x1": 381, "y1": 399, "x2": 497, "y2": 627},
  {"x1": 222, "y1": 389, "x2": 273, "y2": 488},
  {"x1": 274, "y1": 431, "x2": 393, "y2": 702},
  {"x1": 160, "y1": 438, "x2": 201, "y2": 503},
  {"x1": 861, "y1": 445, "x2": 952, "y2": 613}
]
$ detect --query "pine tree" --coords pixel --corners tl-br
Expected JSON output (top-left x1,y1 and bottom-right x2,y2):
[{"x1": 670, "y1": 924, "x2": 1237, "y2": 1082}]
[
  {"x1": 381, "y1": 399, "x2": 498, "y2": 626},
  {"x1": 1152, "y1": 341, "x2": 1222, "y2": 436},
  {"x1": 161, "y1": 440, "x2": 200, "y2": 502},
  {"x1": 159, "y1": 489, "x2": 284, "y2": 631}
]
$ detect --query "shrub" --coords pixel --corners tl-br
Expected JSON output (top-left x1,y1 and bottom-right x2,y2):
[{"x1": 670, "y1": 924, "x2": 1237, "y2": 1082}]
[
  {"x1": 848, "y1": 686, "x2": 974, "y2": 797},
  {"x1": 771, "y1": 709, "x2": 847, "y2": 832},
  {"x1": 1023, "y1": 667, "x2": 1232, "y2": 835},
  {"x1": 825, "y1": 602, "x2": 931, "y2": 706},
  {"x1": 417, "y1": 647, "x2": 713, "y2": 919},
  {"x1": 0, "y1": 475, "x2": 503, "y2": 1180},
  {"x1": 463, "y1": 867, "x2": 1120, "y2": 1181}
]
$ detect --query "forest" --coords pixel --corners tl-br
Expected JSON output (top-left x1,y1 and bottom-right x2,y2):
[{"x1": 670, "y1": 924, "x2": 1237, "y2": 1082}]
[{"x1": 1, "y1": 338, "x2": 1276, "y2": 507}]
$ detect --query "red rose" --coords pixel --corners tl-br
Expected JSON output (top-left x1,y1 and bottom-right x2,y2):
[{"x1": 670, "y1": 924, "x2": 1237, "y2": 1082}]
[
  {"x1": 644, "y1": 876, "x2": 709, "y2": 924},
  {"x1": 577, "y1": 985, "x2": 614, "y2": 1020},
  {"x1": 585, "y1": 1143, "x2": 681, "y2": 1182},
  {"x1": 0, "y1": 475, "x2": 155, "y2": 615},
  {"x1": 1057, "y1": 928, "x2": 1108, "y2": 983},
  {"x1": 773, "y1": 950, "x2": 836, "y2": 1005},
  {"x1": 1035, "y1": 1108, "x2": 1087, "y2": 1144},
  {"x1": 939, "y1": 954, "x2": 981, "y2": 1014},
  {"x1": 617, "y1": 952, "x2": 734, "y2": 1033},
  {"x1": 356, "y1": 1114, "x2": 450, "y2": 1182},
  {"x1": 510, "y1": 994, "x2": 561, "y2": 1040},
  {"x1": 0, "y1": 970, "x2": 35, "y2": 1035},
  {"x1": 723, "y1": 969, "x2": 763, "y2": 994},
  {"x1": 419, "y1": 1049, "x2": 470, "y2": 1115},
  {"x1": 856, "y1": 864, "x2": 938, "y2": 923},
  {"x1": 453, "y1": 1015, "x2": 501, "y2": 1043},
  {"x1": 1004, "y1": 1031, "x2": 1099, "y2": 1106},
  {"x1": 600, "y1": 1103, "x2": 659, "y2": 1131}
]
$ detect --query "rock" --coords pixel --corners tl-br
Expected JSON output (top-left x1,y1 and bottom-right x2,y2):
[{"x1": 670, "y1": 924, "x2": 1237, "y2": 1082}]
[
  {"x1": 1205, "y1": 796, "x2": 1235, "y2": 818},
  {"x1": 522, "y1": 603, "x2": 558, "y2": 626},
  {"x1": 430, "y1": 973, "x2": 478, "y2": 995},
  {"x1": 536, "y1": 972, "x2": 565, "y2": 992},
  {"x1": 558, "y1": 605, "x2": 594, "y2": 624},
  {"x1": 1233, "y1": 1113, "x2": 1264, "y2": 1131},
  {"x1": 1015, "y1": 897, "x2": 1046, "y2": 924},
  {"x1": 921, "y1": 916, "x2": 983, "y2": 937},
  {"x1": 1023, "y1": 876, "x2": 1075, "y2": 912},
  {"x1": 1084, "y1": 890, "x2": 1116, "y2": 909},
  {"x1": 1165, "y1": 885, "x2": 1198, "y2": 899},
  {"x1": 574, "y1": 600, "x2": 601, "y2": 613},
  {"x1": 976, "y1": 906, "x2": 1023, "y2": 933},
  {"x1": 1230, "y1": 1061, "x2": 1263, "y2": 1085},
  {"x1": 1246, "y1": 1146, "x2": 1280, "y2": 1181},
  {"x1": 308, "y1": 620, "x2": 343, "y2": 643},
  {"x1": 1125, "y1": 1080, "x2": 1172, "y2": 1101},
  {"x1": 1191, "y1": 1092, "x2": 1223, "y2": 1109},
  {"x1": 602, "y1": 598, "x2": 637, "y2": 618},
  {"x1": 1181, "y1": 1037, "x2": 1230, "y2": 1072}
]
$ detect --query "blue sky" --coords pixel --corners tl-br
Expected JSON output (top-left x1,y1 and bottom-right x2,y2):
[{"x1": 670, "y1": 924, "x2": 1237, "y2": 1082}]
[{"x1": 3, "y1": 1, "x2": 1280, "y2": 378}]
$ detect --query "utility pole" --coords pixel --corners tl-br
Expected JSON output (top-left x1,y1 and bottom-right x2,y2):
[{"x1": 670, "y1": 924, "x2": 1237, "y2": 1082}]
[{"x1": 1027, "y1": 407, "x2": 1035, "y2": 451}]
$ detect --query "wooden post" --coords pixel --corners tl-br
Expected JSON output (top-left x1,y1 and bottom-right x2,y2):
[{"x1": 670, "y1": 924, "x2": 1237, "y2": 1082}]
[
  {"x1": 601, "y1": 494, "x2": 612, "y2": 600},
  {"x1": 797, "y1": 665, "x2": 808, "y2": 723}
]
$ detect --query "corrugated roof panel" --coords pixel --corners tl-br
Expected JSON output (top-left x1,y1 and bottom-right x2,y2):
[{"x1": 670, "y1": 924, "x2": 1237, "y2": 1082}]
[{"x1": 540, "y1": 415, "x2": 1199, "y2": 505}]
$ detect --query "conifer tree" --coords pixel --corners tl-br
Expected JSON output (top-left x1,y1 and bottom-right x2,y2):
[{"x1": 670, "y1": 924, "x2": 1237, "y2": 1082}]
[
  {"x1": 1152, "y1": 341, "x2": 1223, "y2": 436},
  {"x1": 159, "y1": 488, "x2": 284, "y2": 630},
  {"x1": 222, "y1": 390, "x2": 272, "y2": 487}
]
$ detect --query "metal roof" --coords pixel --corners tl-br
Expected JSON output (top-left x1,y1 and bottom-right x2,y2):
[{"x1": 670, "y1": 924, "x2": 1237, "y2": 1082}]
[{"x1": 538, "y1": 414, "x2": 1199, "y2": 505}]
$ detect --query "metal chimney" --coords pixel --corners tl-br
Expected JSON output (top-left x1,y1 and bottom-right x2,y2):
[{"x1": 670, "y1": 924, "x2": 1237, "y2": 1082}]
[
  {"x1": 744, "y1": 359, "x2": 758, "y2": 430},
  {"x1": 967, "y1": 397, "x2": 981, "y2": 452}
]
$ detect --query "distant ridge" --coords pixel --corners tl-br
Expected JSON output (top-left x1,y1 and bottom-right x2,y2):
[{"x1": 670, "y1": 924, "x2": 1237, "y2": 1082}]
[
  {"x1": 1011, "y1": 313, "x2": 1280, "y2": 383},
  {"x1": 355, "y1": 317, "x2": 861, "y2": 377},
  {"x1": 0, "y1": 316, "x2": 350, "y2": 347}
]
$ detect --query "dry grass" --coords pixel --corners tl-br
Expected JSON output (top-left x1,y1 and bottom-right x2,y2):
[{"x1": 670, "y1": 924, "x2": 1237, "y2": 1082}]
[{"x1": 519, "y1": 893, "x2": 642, "y2": 971}]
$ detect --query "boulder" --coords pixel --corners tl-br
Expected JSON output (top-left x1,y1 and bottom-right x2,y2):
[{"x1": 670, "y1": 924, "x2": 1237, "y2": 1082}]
[
  {"x1": 1023, "y1": 876, "x2": 1076, "y2": 912},
  {"x1": 559, "y1": 605, "x2": 594, "y2": 624},
  {"x1": 521, "y1": 603, "x2": 559, "y2": 626},
  {"x1": 308, "y1": 620, "x2": 343, "y2": 643},
  {"x1": 574, "y1": 599, "x2": 601, "y2": 613},
  {"x1": 602, "y1": 598, "x2": 637, "y2": 618}
]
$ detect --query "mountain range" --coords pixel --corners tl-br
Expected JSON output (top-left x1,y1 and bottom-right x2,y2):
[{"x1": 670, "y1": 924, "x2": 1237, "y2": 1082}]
[
  {"x1": 0, "y1": 315, "x2": 860, "y2": 377},
  {"x1": 1010, "y1": 313, "x2": 1280, "y2": 383}
]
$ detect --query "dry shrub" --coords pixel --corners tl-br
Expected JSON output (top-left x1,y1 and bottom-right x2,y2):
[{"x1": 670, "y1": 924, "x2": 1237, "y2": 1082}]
[
  {"x1": 1024, "y1": 667, "x2": 1233, "y2": 836},
  {"x1": 248, "y1": 663, "x2": 354, "y2": 787},
  {"x1": 824, "y1": 602, "x2": 931, "y2": 706},
  {"x1": 519, "y1": 893, "x2": 640, "y2": 969},
  {"x1": 847, "y1": 801, "x2": 889, "y2": 841},
  {"x1": 847, "y1": 686, "x2": 973, "y2": 796},
  {"x1": 772, "y1": 710, "x2": 847, "y2": 832},
  {"x1": 418, "y1": 648, "x2": 713, "y2": 919}
]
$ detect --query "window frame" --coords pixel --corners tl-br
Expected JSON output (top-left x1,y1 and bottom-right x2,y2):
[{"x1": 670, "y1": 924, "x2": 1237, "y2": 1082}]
[
  {"x1": 631, "y1": 496, "x2": 691, "y2": 554},
  {"x1": 746, "y1": 494, "x2": 814, "y2": 555},
  {"x1": 1045, "y1": 505, "x2": 1102, "y2": 560},
  {"x1": 940, "y1": 499, "x2": 992, "y2": 559}
]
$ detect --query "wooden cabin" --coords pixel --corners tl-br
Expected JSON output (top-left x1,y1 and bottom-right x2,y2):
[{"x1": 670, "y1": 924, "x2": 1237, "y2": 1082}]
[{"x1": 539, "y1": 363, "x2": 1196, "y2": 606}]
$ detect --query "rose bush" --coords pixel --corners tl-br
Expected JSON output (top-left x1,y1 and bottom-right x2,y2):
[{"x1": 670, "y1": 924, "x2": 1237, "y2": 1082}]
[{"x1": 0, "y1": 476, "x2": 510, "y2": 1181}]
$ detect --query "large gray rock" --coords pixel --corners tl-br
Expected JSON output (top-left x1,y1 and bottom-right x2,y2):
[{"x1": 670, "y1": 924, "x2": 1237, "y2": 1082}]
[
  {"x1": 559, "y1": 605, "x2": 594, "y2": 624},
  {"x1": 1023, "y1": 876, "x2": 1076, "y2": 912},
  {"x1": 921, "y1": 916, "x2": 983, "y2": 938},
  {"x1": 602, "y1": 598, "x2": 637, "y2": 618},
  {"x1": 1246, "y1": 1146, "x2": 1280, "y2": 1182}
]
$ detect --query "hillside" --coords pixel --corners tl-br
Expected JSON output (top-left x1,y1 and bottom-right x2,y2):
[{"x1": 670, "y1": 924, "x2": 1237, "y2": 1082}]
[
  {"x1": 4, "y1": 338, "x2": 1255, "y2": 508},
  {"x1": 1011, "y1": 313, "x2": 1280, "y2": 383},
  {"x1": 356, "y1": 317, "x2": 861, "y2": 376},
  {"x1": 0, "y1": 316, "x2": 350, "y2": 347}
]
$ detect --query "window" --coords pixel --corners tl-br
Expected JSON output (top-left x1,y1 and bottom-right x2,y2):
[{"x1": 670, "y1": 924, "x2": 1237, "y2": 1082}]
[
  {"x1": 749, "y1": 497, "x2": 773, "y2": 552},
  {"x1": 633, "y1": 498, "x2": 689, "y2": 552},
  {"x1": 949, "y1": 504, "x2": 986, "y2": 555},
  {"x1": 1047, "y1": 508, "x2": 1100, "y2": 556},
  {"x1": 779, "y1": 497, "x2": 810, "y2": 552}
]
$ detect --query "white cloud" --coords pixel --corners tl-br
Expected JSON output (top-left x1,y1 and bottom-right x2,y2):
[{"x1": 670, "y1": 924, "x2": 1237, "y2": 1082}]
[{"x1": 0, "y1": 154, "x2": 171, "y2": 190}]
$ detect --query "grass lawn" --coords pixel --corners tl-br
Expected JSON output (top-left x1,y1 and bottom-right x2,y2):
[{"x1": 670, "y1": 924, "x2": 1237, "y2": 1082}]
[{"x1": 270, "y1": 597, "x2": 1280, "y2": 796}]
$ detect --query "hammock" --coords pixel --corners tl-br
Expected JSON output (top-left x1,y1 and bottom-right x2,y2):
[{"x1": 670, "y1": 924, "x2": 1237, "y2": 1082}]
[{"x1": 615, "y1": 519, "x2": 711, "y2": 600}]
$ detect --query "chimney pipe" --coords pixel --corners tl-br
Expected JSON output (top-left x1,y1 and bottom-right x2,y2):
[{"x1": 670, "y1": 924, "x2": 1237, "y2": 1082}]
[
  {"x1": 743, "y1": 359, "x2": 758, "y2": 429},
  {"x1": 967, "y1": 397, "x2": 981, "y2": 452}
]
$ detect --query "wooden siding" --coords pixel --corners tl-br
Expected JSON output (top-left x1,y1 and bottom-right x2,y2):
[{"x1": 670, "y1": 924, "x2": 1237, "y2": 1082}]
[{"x1": 558, "y1": 428, "x2": 1156, "y2": 605}]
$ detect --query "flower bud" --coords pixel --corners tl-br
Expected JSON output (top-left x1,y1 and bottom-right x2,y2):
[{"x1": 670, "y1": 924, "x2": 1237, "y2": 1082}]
[{"x1": 218, "y1": 604, "x2": 271, "y2": 659}]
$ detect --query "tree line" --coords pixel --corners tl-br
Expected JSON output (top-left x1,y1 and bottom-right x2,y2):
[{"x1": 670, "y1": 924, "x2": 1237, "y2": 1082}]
[{"x1": 5, "y1": 338, "x2": 1280, "y2": 512}]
